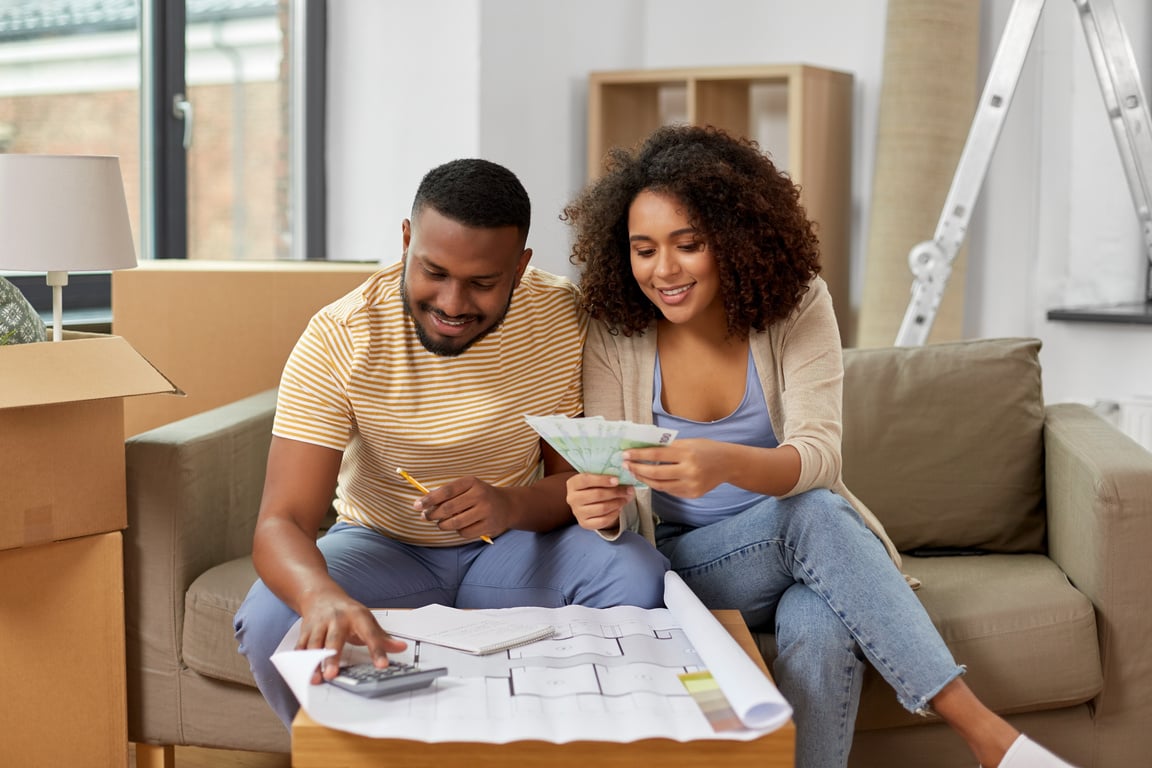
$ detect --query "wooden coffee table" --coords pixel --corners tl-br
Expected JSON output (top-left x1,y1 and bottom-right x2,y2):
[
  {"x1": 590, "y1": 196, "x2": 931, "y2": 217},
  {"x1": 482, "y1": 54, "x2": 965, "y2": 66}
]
[{"x1": 290, "y1": 609, "x2": 795, "y2": 767}]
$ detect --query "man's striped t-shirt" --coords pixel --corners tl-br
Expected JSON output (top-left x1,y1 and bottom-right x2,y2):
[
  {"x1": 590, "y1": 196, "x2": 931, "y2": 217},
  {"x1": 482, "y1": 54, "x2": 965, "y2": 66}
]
[{"x1": 273, "y1": 260, "x2": 587, "y2": 546}]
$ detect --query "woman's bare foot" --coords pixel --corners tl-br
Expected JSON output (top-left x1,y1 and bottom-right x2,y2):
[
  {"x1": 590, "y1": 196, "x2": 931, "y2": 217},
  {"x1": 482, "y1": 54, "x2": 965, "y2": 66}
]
[{"x1": 929, "y1": 679, "x2": 1018, "y2": 767}]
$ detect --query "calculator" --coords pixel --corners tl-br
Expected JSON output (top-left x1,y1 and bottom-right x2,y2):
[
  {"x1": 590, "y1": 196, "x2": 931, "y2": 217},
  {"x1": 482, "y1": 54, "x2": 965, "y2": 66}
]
[{"x1": 328, "y1": 662, "x2": 448, "y2": 698}]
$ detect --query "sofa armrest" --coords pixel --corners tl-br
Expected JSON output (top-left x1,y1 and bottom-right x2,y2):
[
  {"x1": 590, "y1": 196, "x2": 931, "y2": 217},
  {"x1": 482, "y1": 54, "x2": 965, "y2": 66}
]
[
  {"x1": 123, "y1": 388, "x2": 277, "y2": 738},
  {"x1": 1044, "y1": 402, "x2": 1152, "y2": 730}
]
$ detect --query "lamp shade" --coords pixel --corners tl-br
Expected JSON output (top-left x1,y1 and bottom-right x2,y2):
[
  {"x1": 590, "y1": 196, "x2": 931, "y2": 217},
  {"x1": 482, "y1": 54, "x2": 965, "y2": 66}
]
[{"x1": 0, "y1": 154, "x2": 137, "y2": 273}]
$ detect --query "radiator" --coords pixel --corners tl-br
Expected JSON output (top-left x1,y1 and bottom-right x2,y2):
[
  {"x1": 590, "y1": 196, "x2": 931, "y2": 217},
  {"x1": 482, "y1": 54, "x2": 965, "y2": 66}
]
[{"x1": 1117, "y1": 397, "x2": 1152, "y2": 453}]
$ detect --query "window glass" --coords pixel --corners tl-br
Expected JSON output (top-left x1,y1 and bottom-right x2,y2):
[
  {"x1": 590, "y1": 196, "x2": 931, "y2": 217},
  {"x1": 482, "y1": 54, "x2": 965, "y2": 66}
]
[
  {"x1": 0, "y1": 0, "x2": 142, "y2": 249},
  {"x1": 185, "y1": 0, "x2": 288, "y2": 260},
  {"x1": 0, "y1": 0, "x2": 141, "y2": 325},
  {"x1": 0, "y1": 0, "x2": 294, "y2": 264}
]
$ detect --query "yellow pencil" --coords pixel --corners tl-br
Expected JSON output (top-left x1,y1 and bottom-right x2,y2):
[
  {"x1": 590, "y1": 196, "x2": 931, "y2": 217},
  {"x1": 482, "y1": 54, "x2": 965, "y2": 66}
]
[{"x1": 396, "y1": 468, "x2": 494, "y2": 545}]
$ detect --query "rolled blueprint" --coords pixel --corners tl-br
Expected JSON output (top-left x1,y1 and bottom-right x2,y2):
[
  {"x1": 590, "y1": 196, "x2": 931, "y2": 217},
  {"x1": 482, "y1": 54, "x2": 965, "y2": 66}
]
[{"x1": 662, "y1": 571, "x2": 792, "y2": 732}]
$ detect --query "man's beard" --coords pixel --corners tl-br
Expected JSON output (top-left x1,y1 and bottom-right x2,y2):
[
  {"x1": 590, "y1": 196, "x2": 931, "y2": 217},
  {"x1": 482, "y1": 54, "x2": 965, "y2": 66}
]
[{"x1": 400, "y1": 277, "x2": 515, "y2": 357}]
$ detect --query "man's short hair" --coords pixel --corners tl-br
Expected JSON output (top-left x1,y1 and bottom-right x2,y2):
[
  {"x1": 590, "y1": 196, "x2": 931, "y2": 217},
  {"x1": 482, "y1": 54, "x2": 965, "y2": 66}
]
[{"x1": 412, "y1": 158, "x2": 531, "y2": 240}]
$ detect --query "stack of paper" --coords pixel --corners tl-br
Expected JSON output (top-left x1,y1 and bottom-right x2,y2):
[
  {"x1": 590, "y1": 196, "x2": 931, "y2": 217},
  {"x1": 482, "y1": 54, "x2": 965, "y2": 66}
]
[
  {"x1": 524, "y1": 415, "x2": 677, "y2": 485},
  {"x1": 380, "y1": 604, "x2": 554, "y2": 655}
]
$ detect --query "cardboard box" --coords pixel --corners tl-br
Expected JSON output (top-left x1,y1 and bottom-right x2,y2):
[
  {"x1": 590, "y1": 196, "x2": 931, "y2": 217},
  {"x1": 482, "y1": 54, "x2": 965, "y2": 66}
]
[
  {"x1": 113, "y1": 259, "x2": 380, "y2": 436},
  {"x1": 0, "y1": 332, "x2": 179, "y2": 551},
  {"x1": 0, "y1": 532, "x2": 128, "y2": 767}
]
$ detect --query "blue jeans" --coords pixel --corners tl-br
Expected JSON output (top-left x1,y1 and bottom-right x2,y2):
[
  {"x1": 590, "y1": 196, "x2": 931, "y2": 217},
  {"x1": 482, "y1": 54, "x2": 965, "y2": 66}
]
[
  {"x1": 234, "y1": 522, "x2": 670, "y2": 727},
  {"x1": 655, "y1": 489, "x2": 962, "y2": 768}
]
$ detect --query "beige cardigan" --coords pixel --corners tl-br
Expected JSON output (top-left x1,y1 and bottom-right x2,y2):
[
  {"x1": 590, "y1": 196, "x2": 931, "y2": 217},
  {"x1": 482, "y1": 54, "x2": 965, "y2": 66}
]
[{"x1": 582, "y1": 276, "x2": 904, "y2": 572}]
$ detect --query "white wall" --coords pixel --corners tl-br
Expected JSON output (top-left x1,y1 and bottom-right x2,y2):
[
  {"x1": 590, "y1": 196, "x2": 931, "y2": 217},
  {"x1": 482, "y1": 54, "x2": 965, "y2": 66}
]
[
  {"x1": 327, "y1": 0, "x2": 643, "y2": 269},
  {"x1": 326, "y1": 1, "x2": 482, "y2": 264},
  {"x1": 477, "y1": 0, "x2": 645, "y2": 272},
  {"x1": 327, "y1": 0, "x2": 1152, "y2": 406}
]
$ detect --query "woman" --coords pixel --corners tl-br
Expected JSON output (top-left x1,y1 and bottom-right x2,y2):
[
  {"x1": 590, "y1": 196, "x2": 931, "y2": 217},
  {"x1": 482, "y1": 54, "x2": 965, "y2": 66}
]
[{"x1": 562, "y1": 124, "x2": 1075, "y2": 768}]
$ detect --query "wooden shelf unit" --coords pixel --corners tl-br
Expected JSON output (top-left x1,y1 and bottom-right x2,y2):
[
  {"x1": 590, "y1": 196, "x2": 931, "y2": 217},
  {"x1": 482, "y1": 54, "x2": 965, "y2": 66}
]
[{"x1": 587, "y1": 64, "x2": 855, "y2": 343}]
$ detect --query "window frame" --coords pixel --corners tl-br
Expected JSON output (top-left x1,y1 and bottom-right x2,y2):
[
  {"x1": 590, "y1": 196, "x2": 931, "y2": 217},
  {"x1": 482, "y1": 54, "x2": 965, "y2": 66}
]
[{"x1": 10, "y1": 0, "x2": 328, "y2": 326}]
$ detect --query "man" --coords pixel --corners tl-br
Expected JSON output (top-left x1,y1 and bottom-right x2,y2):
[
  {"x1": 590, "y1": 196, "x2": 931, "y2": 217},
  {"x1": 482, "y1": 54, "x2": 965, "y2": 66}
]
[{"x1": 234, "y1": 158, "x2": 669, "y2": 727}]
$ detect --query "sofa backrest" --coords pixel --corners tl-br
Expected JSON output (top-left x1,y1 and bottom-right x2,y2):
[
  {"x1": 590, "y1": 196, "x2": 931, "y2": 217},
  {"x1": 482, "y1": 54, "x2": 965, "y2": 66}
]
[{"x1": 841, "y1": 338, "x2": 1046, "y2": 554}]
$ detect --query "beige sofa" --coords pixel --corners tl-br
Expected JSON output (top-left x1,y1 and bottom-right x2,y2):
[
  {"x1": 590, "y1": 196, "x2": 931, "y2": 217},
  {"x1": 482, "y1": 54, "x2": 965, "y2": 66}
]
[{"x1": 123, "y1": 338, "x2": 1152, "y2": 766}]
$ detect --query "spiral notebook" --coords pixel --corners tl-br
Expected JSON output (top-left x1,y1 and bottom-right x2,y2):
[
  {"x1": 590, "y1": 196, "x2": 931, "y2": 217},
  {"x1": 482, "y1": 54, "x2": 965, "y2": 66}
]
[{"x1": 378, "y1": 604, "x2": 555, "y2": 655}]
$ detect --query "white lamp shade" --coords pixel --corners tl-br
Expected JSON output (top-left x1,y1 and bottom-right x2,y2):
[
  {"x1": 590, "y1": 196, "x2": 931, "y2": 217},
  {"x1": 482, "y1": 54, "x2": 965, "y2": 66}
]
[{"x1": 0, "y1": 154, "x2": 137, "y2": 273}]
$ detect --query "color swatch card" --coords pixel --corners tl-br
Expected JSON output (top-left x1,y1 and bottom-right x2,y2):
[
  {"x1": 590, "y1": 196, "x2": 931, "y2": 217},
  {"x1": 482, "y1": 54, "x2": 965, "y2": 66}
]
[
  {"x1": 524, "y1": 415, "x2": 677, "y2": 486},
  {"x1": 679, "y1": 671, "x2": 744, "y2": 732}
]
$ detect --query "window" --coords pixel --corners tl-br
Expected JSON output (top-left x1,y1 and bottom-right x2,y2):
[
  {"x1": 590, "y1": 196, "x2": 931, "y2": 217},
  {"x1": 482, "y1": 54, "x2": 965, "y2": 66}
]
[{"x1": 0, "y1": 0, "x2": 326, "y2": 328}]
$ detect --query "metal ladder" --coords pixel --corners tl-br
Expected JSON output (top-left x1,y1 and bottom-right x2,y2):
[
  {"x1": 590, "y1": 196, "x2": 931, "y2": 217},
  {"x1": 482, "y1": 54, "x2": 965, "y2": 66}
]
[{"x1": 895, "y1": 0, "x2": 1152, "y2": 346}]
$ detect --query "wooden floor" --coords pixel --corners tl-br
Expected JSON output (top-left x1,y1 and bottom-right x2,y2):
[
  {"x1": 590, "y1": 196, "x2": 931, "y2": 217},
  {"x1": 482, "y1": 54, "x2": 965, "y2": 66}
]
[{"x1": 128, "y1": 743, "x2": 290, "y2": 768}]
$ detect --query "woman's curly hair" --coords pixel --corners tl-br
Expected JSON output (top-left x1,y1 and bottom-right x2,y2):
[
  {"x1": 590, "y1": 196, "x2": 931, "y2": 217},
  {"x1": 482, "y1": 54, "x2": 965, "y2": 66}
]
[{"x1": 563, "y1": 124, "x2": 821, "y2": 337}]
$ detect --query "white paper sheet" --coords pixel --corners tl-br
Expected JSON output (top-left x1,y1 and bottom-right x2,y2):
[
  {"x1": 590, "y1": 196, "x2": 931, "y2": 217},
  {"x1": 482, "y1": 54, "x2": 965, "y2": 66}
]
[{"x1": 271, "y1": 571, "x2": 792, "y2": 743}]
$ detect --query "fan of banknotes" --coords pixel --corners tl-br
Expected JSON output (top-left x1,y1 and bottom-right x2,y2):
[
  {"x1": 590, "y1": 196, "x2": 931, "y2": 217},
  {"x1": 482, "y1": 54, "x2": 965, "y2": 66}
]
[{"x1": 524, "y1": 415, "x2": 678, "y2": 486}]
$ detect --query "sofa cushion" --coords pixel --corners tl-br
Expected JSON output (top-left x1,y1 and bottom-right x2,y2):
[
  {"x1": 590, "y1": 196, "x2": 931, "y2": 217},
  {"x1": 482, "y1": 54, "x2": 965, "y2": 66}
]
[
  {"x1": 842, "y1": 338, "x2": 1046, "y2": 553},
  {"x1": 184, "y1": 556, "x2": 260, "y2": 687},
  {"x1": 754, "y1": 553, "x2": 1102, "y2": 729}
]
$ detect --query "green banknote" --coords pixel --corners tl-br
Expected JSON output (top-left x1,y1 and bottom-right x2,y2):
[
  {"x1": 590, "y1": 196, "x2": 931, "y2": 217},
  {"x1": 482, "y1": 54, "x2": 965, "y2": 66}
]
[{"x1": 524, "y1": 414, "x2": 677, "y2": 486}]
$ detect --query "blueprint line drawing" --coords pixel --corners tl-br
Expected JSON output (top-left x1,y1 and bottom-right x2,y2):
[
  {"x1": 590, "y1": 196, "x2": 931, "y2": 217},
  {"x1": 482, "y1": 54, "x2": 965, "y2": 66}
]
[
  {"x1": 400, "y1": 613, "x2": 703, "y2": 701},
  {"x1": 272, "y1": 573, "x2": 792, "y2": 743}
]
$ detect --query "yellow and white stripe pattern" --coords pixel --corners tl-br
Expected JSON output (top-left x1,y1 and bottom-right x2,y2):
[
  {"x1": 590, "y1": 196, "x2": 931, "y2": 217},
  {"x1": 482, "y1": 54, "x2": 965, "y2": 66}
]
[{"x1": 273, "y1": 261, "x2": 587, "y2": 546}]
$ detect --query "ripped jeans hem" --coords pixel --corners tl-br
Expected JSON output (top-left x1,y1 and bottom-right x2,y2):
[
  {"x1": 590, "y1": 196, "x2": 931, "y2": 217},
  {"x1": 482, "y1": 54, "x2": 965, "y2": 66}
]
[{"x1": 909, "y1": 664, "x2": 968, "y2": 717}]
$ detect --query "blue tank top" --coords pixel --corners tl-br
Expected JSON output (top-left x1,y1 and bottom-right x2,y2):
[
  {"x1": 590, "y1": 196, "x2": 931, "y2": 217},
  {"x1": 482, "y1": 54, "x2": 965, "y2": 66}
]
[{"x1": 651, "y1": 348, "x2": 778, "y2": 527}]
